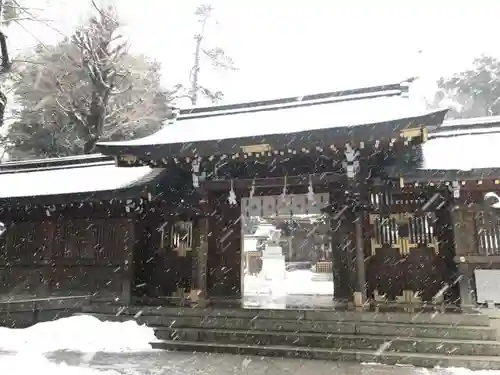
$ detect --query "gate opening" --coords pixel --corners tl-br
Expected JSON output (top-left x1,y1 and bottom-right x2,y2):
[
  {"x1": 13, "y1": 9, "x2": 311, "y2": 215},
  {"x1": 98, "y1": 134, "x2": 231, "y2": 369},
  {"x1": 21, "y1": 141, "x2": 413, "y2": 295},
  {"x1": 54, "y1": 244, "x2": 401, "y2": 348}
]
[{"x1": 241, "y1": 193, "x2": 334, "y2": 309}]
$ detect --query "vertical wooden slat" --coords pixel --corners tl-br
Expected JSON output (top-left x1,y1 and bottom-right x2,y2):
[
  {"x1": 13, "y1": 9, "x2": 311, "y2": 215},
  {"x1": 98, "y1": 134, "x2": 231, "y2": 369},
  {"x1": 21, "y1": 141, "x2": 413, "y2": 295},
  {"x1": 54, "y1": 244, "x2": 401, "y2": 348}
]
[
  {"x1": 484, "y1": 212, "x2": 492, "y2": 254},
  {"x1": 475, "y1": 213, "x2": 485, "y2": 255},
  {"x1": 422, "y1": 216, "x2": 428, "y2": 244},
  {"x1": 491, "y1": 211, "x2": 500, "y2": 255},
  {"x1": 489, "y1": 212, "x2": 500, "y2": 254},
  {"x1": 408, "y1": 217, "x2": 414, "y2": 244},
  {"x1": 483, "y1": 213, "x2": 490, "y2": 255}
]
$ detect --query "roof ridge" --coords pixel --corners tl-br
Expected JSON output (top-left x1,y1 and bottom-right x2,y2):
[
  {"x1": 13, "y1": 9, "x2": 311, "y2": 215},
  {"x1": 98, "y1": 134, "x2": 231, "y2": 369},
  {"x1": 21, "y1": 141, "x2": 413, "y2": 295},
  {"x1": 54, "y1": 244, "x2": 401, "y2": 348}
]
[
  {"x1": 178, "y1": 81, "x2": 410, "y2": 119},
  {"x1": 177, "y1": 89, "x2": 404, "y2": 121}
]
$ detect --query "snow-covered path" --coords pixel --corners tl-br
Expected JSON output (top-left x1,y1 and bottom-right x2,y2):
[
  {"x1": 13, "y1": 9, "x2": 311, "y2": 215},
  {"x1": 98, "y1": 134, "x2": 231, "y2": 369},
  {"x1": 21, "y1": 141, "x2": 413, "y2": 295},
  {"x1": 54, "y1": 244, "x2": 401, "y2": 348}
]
[{"x1": 2, "y1": 350, "x2": 495, "y2": 375}]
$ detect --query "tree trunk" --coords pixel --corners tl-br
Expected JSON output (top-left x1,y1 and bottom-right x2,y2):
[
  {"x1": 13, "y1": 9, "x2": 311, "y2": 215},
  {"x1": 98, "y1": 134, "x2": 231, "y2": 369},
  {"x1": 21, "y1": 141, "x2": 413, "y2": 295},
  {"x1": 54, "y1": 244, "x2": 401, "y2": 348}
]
[
  {"x1": 190, "y1": 12, "x2": 209, "y2": 106},
  {"x1": 83, "y1": 136, "x2": 96, "y2": 154},
  {"x1": 0, "y1": 0, "x2": 9, "y2": 129},
  {"x1": 0, "y1": 91, "x2": 6, "y2": 127},
  {"x1": 83, "y1": 91, "x2": 108, "y2": 154},
  {"x1": 190, "y1": 35, "x2": 202, "y2": 106}
]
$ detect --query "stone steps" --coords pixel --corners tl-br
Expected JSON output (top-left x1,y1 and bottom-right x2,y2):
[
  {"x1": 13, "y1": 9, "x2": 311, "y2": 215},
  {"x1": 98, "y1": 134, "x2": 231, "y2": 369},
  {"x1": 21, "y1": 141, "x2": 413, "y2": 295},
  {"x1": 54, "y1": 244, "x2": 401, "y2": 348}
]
[
  {"x1": 153, "y1": 326, "x2": 500, "y2": 356},
  {"x1": 150, "y1": 339, "x2": 500, "y2": 370},
  {"x1": 79, "y1": 304, "x2": 500, "y2": 369},
  {"x1": 81, "y1": 312, "x2": 498, "y2": 341},
  {"x1": 80, "y1": 304, "x2": 491, "y2": 326}
]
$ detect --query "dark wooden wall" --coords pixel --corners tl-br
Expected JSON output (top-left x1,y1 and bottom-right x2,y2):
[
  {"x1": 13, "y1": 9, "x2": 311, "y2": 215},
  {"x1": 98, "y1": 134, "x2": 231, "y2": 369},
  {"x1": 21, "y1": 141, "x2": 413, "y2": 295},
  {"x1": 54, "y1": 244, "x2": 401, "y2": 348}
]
[
  {"x1": 0, "y1": 217, "x2": 134, "y2": 300},
  {"x1": 0, "y1": 179, "x2": 478, "y2": 306}
]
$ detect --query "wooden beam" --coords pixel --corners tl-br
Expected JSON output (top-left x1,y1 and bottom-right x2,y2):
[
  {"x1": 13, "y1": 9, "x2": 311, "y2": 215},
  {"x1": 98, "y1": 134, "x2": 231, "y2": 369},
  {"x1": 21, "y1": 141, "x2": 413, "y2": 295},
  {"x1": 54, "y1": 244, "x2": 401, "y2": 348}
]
[{"x1": 200, "y1": 173, "x2": 344, "y2": 191}]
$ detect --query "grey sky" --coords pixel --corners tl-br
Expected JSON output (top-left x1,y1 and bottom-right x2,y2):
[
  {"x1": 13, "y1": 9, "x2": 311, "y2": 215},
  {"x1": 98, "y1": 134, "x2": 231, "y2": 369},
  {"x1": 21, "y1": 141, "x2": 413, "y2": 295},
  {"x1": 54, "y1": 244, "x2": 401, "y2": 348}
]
[{"x1": 8, "y1": 0, "x2": 500, "y2": 104}]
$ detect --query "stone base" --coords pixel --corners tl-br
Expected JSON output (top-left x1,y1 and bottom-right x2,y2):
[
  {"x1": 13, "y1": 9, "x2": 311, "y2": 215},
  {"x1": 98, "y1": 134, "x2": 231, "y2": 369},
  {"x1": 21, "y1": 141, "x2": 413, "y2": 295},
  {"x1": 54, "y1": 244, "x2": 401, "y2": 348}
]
[
  {"x1": 353, "y1": 292, "x2": 366, "y2": 307},
  {"x1": 190, "y1": 289, "x2": 204, "y2": 302}
]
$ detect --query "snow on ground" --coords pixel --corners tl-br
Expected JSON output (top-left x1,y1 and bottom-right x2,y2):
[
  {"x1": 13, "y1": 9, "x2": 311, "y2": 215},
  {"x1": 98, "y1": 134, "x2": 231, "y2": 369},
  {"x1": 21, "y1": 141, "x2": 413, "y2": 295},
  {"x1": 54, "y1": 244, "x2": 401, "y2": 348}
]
[
  {"x1": 0, "y1": 315, "x2": 156, "y2": 353},
  {"x1": 0, "y1": 351, "x2": 121, "y2": 375},
  {"x1": 2, "y1": 351, "x2": 499, "y2": 375},
  {"x1": 0, "y1": 315, "x2": 156, "y2": 374},
  {"x1": 439, "y1": 369, "x2": 500, "y2": 375},
  {"x1": 244, "y1": 269, "x2": 333, "y2": 296}
]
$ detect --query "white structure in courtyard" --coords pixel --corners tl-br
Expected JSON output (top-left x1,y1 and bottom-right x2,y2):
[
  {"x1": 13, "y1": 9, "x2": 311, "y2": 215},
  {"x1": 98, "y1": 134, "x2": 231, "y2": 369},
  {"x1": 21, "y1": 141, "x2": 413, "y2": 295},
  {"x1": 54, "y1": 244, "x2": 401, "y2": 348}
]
[{"x1": 260, "y1": 228, "x2": 286, "y2": 297}]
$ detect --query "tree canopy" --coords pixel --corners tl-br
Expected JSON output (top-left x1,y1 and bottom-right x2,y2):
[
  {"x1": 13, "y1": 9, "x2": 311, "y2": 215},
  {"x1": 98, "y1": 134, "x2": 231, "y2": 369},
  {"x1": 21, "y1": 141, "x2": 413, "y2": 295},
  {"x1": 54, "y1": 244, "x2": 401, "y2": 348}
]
[
  {"x1": 436, "y1": 55, "x2": 500, "y2": 119},
  {"x1": 6, "y1": 6, "x2": 171, "y2": 160}
]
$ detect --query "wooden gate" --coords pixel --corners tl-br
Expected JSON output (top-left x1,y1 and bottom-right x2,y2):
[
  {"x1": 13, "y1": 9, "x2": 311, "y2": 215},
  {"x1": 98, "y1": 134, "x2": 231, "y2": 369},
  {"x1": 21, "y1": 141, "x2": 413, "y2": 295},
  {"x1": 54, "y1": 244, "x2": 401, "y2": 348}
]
[{"x1": 366, "y1": 190, "x2": 452, "y2": 304}]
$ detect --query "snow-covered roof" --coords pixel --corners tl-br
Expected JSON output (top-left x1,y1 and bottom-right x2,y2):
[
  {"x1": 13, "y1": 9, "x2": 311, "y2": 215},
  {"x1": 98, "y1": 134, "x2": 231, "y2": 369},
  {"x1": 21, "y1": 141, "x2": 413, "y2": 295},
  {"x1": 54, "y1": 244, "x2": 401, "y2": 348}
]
[
  {"x1": 423, "y1": 130, "x2": 500, "y2": 170},
  {"x1": 96, "y1": 81, "x2": 448, "y2": 163},
  {"x1": 0, "y1": 156, "x2": 158, "y2": 199},
  {"x1": 98, "y1": 93, "x2": 441, "y2": 148}
]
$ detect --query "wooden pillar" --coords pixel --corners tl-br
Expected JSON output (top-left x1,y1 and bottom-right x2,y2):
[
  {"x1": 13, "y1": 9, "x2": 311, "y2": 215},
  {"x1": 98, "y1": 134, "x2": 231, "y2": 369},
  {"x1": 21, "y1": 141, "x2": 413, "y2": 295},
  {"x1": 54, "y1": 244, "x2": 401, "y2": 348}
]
[
  {"x1": 344, "y1": 212, "x2": 356, "y2": 300},
  {"x1": 206, "y1": 192, "x2": 241, "y2": 299},
  {"x1": 451, "y1": 206, "x2": 478, "y2": 307},
  {"x1": 344, "y1": 211, "x2": 364, "y2": 306},
  {"x1": 353, "y1": 212, "x2": 367, "y2": 306},
  {"x1": 207, "y1": 214, "x2": 218, "y2": 297},
  {"x1": 326, "y1": 193, "x2": 351, "y2": 302},
  {"x1": 191, "y1": 217, "x2": 209, "y2": 303},
  {"x1": 343, "y1": 143, "x2": 367, "y2": 306}
]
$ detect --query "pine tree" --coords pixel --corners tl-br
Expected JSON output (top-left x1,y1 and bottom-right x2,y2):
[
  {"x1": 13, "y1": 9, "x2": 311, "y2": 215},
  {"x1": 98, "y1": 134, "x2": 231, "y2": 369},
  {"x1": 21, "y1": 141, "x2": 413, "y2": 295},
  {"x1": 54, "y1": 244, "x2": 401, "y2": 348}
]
[{"x1": 183, "y1": 4, "x2": 236, "y2": 105}]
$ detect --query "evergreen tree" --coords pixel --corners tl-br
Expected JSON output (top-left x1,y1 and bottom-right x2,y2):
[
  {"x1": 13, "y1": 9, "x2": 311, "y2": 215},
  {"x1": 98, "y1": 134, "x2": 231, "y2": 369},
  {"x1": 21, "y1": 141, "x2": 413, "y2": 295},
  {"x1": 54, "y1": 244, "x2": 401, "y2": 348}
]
[{"x1": 435, "y1": 55, "x2": 500, "y2": 119}]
